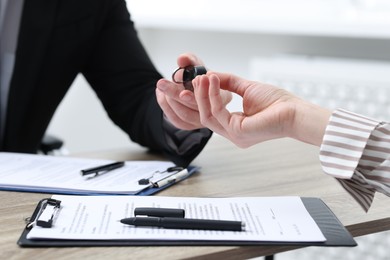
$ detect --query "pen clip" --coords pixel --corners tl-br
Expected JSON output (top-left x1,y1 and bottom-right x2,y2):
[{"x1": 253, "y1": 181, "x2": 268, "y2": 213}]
[
  {"x1": 26, "y1": 198, "x2": 61, "y2": 229},
  {"x1": 134, "y1": 207, "x2": 185, "y2": 218},
  {"x1": 137, "y1": 166, "x2": 184, "y2": 185}
]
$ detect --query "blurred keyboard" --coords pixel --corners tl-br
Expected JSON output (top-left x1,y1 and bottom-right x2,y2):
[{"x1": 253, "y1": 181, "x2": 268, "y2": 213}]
[{"x1": 250, "y1": 55, "x2": 390, "y2": 121}]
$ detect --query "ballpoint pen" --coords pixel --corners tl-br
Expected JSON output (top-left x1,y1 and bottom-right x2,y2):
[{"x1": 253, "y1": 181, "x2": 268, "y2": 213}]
[
  {"x1": 120, "y1": 217, "x2": 245, "y2": 231},
  {"x1": 80, "y1": 161, "x2": 125, "y2": 176}
]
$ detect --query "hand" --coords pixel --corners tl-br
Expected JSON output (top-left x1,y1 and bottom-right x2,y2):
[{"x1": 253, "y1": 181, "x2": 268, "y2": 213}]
[
  {"x1": 156, "y1": 53, "x2": 232, "y2": 130},
  {"x1": 192, "y1": 72, "x2": 331, "y2": 147}
]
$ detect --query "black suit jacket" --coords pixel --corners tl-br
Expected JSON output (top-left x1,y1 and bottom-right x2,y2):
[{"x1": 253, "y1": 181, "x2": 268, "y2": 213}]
[{"x1": 4, "y1": 0, "x2": 210, "y2": 166}]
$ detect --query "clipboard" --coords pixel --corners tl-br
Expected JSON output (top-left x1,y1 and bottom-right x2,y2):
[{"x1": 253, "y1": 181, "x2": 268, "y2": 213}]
[
  {"x1": 0, "y1": 166, "x2": 198, "y2": 196},
  {"x1": 17, "y1": 197, "x2": 357, "y2": 247},
  {"x1": 0, "y1": 152, "x2": 198, "y2": 196}
]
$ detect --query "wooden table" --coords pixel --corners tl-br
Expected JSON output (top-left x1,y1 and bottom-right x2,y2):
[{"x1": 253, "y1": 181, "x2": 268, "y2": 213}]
[{"x1": 1, "y1": 136, "x2": 389, "y2": 260}]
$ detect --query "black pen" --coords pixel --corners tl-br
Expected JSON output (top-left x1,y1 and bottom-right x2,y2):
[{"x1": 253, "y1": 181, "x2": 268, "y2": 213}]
[
  {"x1": 120, "y1": 217, "x2": 245, "y2": 231},
  {"x1": 80, "y1": 161, "x2": 125, "y2": 176},
  {"x1": 134, "y1": 207, "x2": 185, "y2": 218}
]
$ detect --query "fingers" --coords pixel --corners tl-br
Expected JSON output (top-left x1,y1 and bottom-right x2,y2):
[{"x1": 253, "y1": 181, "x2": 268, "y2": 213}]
[
  {"x1": 156, "y1": 53, "x2": 236, "y2": 132},
  {"x1": 208, "y1": 72, "x2": 248, "y2": 97},
  {"x1": 193, "y1": 74, "x2": 256, "y2": 146},
  {"x1": 157, "y1": 79, "x2": 197, "y2": 109},
  {"x1": 156, "y1": 79, "x2": 202, "y2": 130},
  {"x1": 193, "y1": 75, "x2": 230, "y2": 138},
  {"x1": 208, "y1": 75, "x2": 233, "y2": 131},
  {"x1": 177, "y1": 53, "x2": 204, "y2": 68},
  {"x1": 154, "y1": 53, "x2": 208, "y2": 131}
]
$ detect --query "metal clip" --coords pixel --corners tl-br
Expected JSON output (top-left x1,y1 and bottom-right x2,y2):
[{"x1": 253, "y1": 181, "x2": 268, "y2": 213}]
[{"x1": 26, "y1": 198, "x2": 61, "y2": 229}]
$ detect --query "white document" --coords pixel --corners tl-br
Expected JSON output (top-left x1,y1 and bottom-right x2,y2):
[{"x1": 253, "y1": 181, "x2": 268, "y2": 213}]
[
  {"x1": 0, "y1": 152, "x2": 177, "y2": 194},
  {"x1": 27, "y1": 195, "x2": 326, "y2": 242}
]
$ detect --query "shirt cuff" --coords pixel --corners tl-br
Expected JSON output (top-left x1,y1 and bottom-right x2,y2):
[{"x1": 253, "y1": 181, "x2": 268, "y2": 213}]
[
  {"x1": 336, "y1": 173, "x2": 376, "y2": 212},
  {"x1": 319, "y1": 109, "x2": 382, "y2": 211}
]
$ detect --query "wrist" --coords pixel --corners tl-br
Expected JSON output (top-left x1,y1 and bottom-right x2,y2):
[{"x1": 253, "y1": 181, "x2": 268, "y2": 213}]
[{"x1": 289, "y1": 100, "x2": 332, "y2": 146}]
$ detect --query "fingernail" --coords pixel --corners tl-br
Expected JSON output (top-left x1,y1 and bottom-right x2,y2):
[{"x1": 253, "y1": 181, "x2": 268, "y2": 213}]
[
  {"x1": 157, "y1": 80, "x2": 168, "y2": 91},
  {"x1": 181, "y1": 93, "x2": 192, "y2": 102}
]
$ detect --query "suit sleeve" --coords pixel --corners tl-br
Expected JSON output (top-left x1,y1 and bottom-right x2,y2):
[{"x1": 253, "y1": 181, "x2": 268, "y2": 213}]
[{"x1": 81, "y1": 0, "x2": 210, "y2": 166}]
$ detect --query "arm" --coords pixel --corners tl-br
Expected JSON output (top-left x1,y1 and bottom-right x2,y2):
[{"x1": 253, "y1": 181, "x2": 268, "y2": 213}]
[
  {"x1": 192, "y1": 72, "x2": 331, "y2": 147},
  {"x1": 81, "y1": 1, "x2": 209, "y2": 166},
  {"x1": 193, "y1": 72, "x2": 390, "y2": 211}
]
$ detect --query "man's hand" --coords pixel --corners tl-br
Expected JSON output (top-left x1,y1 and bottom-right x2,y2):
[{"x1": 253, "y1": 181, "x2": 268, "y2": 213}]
[{"x1": 156, "y1": 53, "x2": 232, "y2": 130}]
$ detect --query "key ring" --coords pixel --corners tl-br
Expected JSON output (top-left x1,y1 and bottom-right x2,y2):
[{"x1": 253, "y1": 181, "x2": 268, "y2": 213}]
[{"x1": 172, "y1": 65, "x2": 207, "y2": 91}]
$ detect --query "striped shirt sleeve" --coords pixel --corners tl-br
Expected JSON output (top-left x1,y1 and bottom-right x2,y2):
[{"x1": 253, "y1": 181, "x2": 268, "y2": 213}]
[{"x1": 319, "y1": 109, "x2": 390, "y2": 212}]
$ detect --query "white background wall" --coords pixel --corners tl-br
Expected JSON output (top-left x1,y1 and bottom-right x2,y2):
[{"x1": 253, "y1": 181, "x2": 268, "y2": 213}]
[{"x1": 46, "y1": 0, "x2": 390, "y2": 154}]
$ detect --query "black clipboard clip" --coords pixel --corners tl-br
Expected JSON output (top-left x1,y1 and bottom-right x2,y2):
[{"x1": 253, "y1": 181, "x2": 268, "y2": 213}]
[{"x1": 25, "y1": 198, "x2": 61, "y2": 229}]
